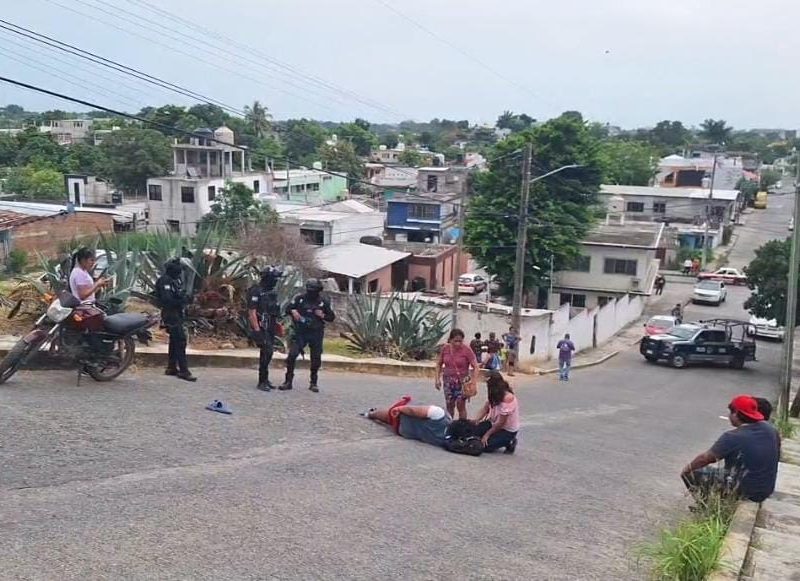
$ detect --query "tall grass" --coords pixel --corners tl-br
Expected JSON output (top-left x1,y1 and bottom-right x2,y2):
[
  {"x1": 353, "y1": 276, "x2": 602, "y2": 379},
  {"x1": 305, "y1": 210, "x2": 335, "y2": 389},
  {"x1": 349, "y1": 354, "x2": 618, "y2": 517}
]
[
  {"x1": 773, "y1": 414, "x2": 797, "y2": 440},
  {"x1": 639, "y1": 491, "x2": 737, "y2": 580}
]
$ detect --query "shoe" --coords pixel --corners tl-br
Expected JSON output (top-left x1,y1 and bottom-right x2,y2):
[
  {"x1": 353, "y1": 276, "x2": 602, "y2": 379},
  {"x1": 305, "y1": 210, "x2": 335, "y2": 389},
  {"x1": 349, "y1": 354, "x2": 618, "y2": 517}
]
[
  {"x1": 278, "y1": 380, "x2": 293, "y2": 391},
  {"x1": 308, "y1": 383, "x2": 320, "y2": 393},
  {"x1": 205, "y1": 399, "x2": 232, "y2": 415},
  {"x1": 504, "y1": 438, "x2": 518, "y2": 454},
  {"x1": 257, "y1": 381, "x2": 274, "y2": 392},
  {"x1": 177, "y1": 371, "x2": 197, "y2": 382},
  {"x1": 165, "y1": 367, "x2": 178, "y2": 376},
  {"x1": 360, "y1": 408, "x2": 376, "y2": 418}
]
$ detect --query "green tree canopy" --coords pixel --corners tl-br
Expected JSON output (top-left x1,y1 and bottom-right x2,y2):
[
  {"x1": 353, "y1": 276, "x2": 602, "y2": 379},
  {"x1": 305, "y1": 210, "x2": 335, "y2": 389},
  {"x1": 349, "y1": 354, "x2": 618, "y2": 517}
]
[
  {"x1": 598, "y1": 139, "x2": 658, "y2": 185},
  {"x1": 337, "y1": 121, "x2": 377, "y2": 156},
  {"x1": 320, "y1": 141, "x2": 364, "y2": 190},
  {"x1": 200, "y1": 181, "x2": 277, "y2": 235},
  {"x1": 744, "y1": 239, "x2": 794, "y2": 324},
  {"x1": 6, "y1": 165, "x2": 64, "y2": 200},
  {"x1": 649, "y1": 120, "x2": 692, "y2": 150},
  {"x1": 14, "y1": 128, "x2": 64, "y2": 168},
  {"x1": 496, "y1": 111, "x2": 536, "y2": 133},
  {"x1": 243, "y1": 101, "x2": 271, "y2": 139},
  {"x1": 97, "y1": 127, "x2": 171, "y2": 194},
  {"x1": 284, "y1": 119, "x2": 327, "y2": 165},
  {"x1": 398, "y1": 149, "x2": 424, "y2": 167},
  {"x1": 465, "y1": 115, "x2": 603, "y2": 294},
  {"x1": 699, "y1": 119, "x2": 732, "y2": 144}
]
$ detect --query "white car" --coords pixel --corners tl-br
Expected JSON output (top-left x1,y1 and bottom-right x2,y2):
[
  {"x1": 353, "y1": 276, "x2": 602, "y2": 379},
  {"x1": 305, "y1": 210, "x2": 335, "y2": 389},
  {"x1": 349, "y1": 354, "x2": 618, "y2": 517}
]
[
  {"x1": 458, "y1": 273, "x2": 488, "y2": 295},
  {"x1": 692, "y1": 280, "x2": 727, "y2": 305},
  {"x1": 748, "y1": 316, "x2": 785, "y2": 341}
]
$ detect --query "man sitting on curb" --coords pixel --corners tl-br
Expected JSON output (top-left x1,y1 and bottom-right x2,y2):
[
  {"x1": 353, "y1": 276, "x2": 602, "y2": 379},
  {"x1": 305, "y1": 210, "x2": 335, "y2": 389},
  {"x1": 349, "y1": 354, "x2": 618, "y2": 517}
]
[{"x1": 681, "y1": 395, "x2": 780, "y2": 503}]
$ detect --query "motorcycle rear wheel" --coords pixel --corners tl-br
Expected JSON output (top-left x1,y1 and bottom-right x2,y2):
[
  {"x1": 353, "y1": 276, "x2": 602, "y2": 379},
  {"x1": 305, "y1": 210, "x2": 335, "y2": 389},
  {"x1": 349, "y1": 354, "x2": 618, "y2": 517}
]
[{"x1": 87, "y1": 336, "x2": 135, "y2": 382}]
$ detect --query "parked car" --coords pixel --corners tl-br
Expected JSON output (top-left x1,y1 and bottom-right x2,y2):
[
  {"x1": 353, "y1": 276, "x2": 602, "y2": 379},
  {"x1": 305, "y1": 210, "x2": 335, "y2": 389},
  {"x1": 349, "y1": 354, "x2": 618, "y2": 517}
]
[
  {"x1": 697, "y1": 267, "x2": 747, "y2": 285},
  {"x1": 644, "y1": 315, "x2": 678, "y2": 336},
  {"x1": 692, "y1": 280, "x2": 727, "y2": 305},
  {"x1": 640, "y1": 320, "x2": 756, "y2": 369},
  {"x1": 748, "y1": 316, "x2": 785, "y2": 341},
  {"x1": 457, "y1": 273, "x2": 488, "y2": 295}
]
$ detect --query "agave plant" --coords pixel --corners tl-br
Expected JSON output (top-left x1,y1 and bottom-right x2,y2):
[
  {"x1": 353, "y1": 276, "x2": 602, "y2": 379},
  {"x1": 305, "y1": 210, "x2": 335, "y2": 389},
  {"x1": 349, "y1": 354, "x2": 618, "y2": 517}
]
[{"x1": 340, "y1": 293, "x2": 395, "y2": 355}]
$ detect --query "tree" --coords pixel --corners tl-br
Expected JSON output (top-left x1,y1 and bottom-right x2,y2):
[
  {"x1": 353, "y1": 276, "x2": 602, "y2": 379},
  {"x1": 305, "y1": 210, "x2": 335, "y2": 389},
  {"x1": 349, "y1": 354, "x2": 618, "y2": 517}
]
[
  {"x1": 598, "y1": 140, "x2": 658, "y2": 185},
  {"x1": 465, "y1": 116, "x2": 603, "y2": 295},
  {"x1": 699, "y1": 119, "x2": 732, "y2": 144},
  {"x1": 5, "y1": 165, "x2": 64, "y2": 199},
  {"x1": 243, "y1": 101, "x2": 271, "y2": 139},
  {"x1": 398, "y1": 149, "x2": 424, "y2": 167},
  {"x1": 382, "y1": 132, "x2": 400, "y2": 149},
  {"x1": 744, "y1": 239, "x2": 793, "y2": 325},
  {"x1": 145, "y1": 105, "x2": 189, "y2": 135},
  {"x1": 650, "y1": 120, "x2": 692, "y2": 149},
  {"x1": 337, "y1": 120, "x2": 377, "y2": 157},
  {"x1": 14, "y1": 128, "x2": 64, "y2": 169},
  {"x1": 187, "y1": 104, "x2": 229, "y2": 129},
  {"x1": 63, "y1": 143, "x2": 105, "y2": 174},
  {"x1": 760, "y1": 169, "x2": 782, "y2": 190},
  {"x1": 496, "y1": 111, "x2": 536, "y2": 133},
  {"x1": 284, "y1": 119, "x2": 327, "y2": 165},
  {"x1": 200, "y1": 181, "x2": 277, "y2": 235},
  {"x1": 97, "y1": 127, "x2": 171, "y2": 194},
  {"x1": 736, "y1": 177, "x2": 759, "y2": 206},
  {"x1": 320, "y1": 141, "x2": 364, "y2": 189},
  {"x1": 236, "y1": 226, "x2": 319, "y2": 276}
]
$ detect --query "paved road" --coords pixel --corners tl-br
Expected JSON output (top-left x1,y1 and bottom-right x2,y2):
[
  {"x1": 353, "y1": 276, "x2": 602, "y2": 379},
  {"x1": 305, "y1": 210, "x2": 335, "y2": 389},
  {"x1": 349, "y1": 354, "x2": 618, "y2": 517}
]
[{"x1": 0, "y1": 200, "x2": 790, "y2": 580}]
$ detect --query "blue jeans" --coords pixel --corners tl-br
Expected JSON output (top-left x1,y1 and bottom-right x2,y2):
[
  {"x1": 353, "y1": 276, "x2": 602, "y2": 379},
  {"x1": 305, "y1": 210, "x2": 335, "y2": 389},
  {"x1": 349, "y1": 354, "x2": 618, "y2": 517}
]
[
  {"x1": 559, "y1": 358, "x2": 571, "y2": 380},
  {"x1": 474, "y1": 421, "x2": 517, "y2": 452}
]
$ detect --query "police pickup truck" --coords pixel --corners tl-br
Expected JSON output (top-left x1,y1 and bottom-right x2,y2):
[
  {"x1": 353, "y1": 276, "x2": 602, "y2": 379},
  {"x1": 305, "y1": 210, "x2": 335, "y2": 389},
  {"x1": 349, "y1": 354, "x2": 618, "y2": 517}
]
[{"x1": 639, "y1": 319, "x2": 756, "y2": 369}]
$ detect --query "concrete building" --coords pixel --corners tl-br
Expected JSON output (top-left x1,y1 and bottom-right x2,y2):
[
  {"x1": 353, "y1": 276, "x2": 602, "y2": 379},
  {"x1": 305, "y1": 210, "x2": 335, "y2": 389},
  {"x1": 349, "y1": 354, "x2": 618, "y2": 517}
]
[
  {"x1": 38, "y1": 119, "x2": 93, "y2": 145},
  {"x1": 314, "y1": 242, "x2": 411, "y2": 294},
  {"x1": 270, "y1": 168, "x2": 347, "y2": 205},
  {"x1": 383, "y1": 241, "x2": 468, "y2": 293},
  {"x1": 550, "y1": 222, "x2": 665, "y2": 310},
  {"x1": 417, "y1": 166, "x2": 469, "y2": 197},
  {"x1": 64, "y1": 175, "x2": 121, "y2": 207},
  {"x1": 656, "y1": 154, "x2": 744, "y2": 191},
  {"x1": 271, "y1": 199, "x2": 384, "y2": 246},
  {"x1": 146, "y1": 126, "x2": 271, "y2": 235},
  {"x1": 384, "y1": 192, "x2": 460, "y2": 244},
  {"x1": 365, "y1": 164, "x2": 418, "y2": 190}
]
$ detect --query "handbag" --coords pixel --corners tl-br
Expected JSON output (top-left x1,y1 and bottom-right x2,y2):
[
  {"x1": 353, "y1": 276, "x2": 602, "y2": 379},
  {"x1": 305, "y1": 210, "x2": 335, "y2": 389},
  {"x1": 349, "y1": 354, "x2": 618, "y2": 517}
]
[{"x1": 447, "y1": 344, "x2": 478, "y2": 398}]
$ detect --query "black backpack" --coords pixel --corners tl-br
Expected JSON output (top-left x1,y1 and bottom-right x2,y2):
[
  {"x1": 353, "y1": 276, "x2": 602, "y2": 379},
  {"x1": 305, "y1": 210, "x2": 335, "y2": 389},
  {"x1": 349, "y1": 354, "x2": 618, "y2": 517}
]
[{"x1": 444, "y1": 420, "x2": 484, "y2": 456}]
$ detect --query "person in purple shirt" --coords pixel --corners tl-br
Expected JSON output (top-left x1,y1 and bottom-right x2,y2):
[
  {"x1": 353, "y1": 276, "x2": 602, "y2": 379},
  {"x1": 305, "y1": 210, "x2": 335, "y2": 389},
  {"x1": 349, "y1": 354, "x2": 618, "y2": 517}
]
[{"x1": 556, "y1": 333, "x2": 575, "y2": 381}]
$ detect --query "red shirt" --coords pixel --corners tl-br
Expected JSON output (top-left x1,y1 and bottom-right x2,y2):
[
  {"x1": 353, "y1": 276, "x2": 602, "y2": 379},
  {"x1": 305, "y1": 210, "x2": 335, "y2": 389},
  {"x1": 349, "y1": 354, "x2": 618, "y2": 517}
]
[{"x1": 440, "y1": 343, "x2": 478, "y2": 379}]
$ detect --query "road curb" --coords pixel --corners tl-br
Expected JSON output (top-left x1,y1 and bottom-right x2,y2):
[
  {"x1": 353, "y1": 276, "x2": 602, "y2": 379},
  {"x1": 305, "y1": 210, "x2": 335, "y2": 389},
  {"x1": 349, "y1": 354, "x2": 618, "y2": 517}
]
[
  {"x1": 537, "y1": 350, "x2": 620, "y2": 375},
  {"x1": 708, "y1": 501, "x2": 760, "y2": 581}
]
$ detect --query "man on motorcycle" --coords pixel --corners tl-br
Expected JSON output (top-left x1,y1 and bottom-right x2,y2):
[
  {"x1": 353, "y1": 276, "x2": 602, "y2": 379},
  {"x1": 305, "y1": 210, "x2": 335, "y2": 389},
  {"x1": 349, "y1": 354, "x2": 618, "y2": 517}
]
[
  {"x1": 247, "y1": 266, "x2": 282, "y2": 392},
  {"x1": 155, "y1": 258, "x2": 197, "y2": 382},
  {"x1": 279, "y1": 278, "x2": 335, "y2": 393}
]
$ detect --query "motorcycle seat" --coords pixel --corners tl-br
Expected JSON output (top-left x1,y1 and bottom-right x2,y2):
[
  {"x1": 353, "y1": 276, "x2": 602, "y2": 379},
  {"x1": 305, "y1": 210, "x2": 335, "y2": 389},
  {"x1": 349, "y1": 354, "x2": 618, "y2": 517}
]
[{"x1": 104, "y1": 313, "x2": 150, "y2": 335}]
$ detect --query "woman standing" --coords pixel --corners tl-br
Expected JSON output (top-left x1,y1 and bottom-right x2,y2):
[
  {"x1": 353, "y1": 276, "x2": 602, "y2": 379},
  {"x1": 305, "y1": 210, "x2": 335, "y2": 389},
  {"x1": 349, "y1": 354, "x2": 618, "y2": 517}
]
[
  {"x1": 472, "y1": 372, "x2": 520, "y2": 453},
  {"x1": 435, "y1": 328, "x2": 480, "y2": 420},
  {"x1": 68, "y1": 247, "x2": 109, "y2": 303}
]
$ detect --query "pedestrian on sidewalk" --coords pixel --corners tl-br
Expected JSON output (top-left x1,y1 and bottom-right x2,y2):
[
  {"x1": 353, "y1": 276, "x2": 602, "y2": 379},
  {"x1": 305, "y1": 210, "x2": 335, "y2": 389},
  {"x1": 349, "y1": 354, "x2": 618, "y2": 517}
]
[
  {"x1": 247, "y1": 266, "x2": 283, "y2": 392},
  {"x1": 469, "y1": 332, "x2": 484, "y2": 360},
  {"x1": 654, "y1": 274, "x2": 665, "y2": 295},
  {"x1": 280, "y1": 278, "x2": 335, "y2": 393},
  {"x1": 502, "y1": 326, "x2": 520, "y2": 376},
  {"x1": 682, "y1": 258, "x2": 693, "y2": 275},
  {"x1": 556, "y1": 333, "x2": 575, "y2": 381},
  {"x1": 671, "y1": 303, "x2": 683, "y2": 324},
  {"x1": 681, "y1": 395, "x2": 780, "y2": 503},
  {"x1": 435, "y1": 329, "x2": 480, "y2": 420},
  {"x1": 155, "y1": 258, "x2": 196, "y2": 382}
]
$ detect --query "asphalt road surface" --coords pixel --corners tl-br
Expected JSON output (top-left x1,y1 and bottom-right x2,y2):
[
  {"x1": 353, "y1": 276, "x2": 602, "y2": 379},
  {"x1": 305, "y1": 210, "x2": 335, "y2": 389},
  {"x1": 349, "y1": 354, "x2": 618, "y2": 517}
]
[{"x1": 0, "y1": 200, "x2": 789, "y2": 580}]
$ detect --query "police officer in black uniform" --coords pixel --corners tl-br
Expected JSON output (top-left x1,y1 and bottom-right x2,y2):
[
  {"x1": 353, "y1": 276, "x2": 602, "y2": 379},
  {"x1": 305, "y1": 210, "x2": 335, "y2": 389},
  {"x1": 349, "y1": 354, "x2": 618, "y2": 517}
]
[
  {"x1": 247, "y1": 266, "x2": 282, "y2": 392},
  {"x1": 155, "y1": 258, "x2": 197, "y2": 382},
  {"x1": 279, "y1": 278, "x2": 335, "y2": 393}
]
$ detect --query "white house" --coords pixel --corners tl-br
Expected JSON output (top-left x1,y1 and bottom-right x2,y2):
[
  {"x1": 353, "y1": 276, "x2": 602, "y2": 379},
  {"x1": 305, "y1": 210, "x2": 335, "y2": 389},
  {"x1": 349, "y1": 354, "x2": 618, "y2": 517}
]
[
  {"x1": 146, "y1": 126, "x2": 271, "y2": 235},
  {"x1": 38, "y1": 119, "x2": 93, "y2": 145},
  {"x1": 365, "y1": 164, "x2": 418, "y2": 190},
  {"x1": 270, "y1": 199, "x2": 385, "y2": 246},
  {"x1": 550, "y1": 221, "x2": 664, "y2": 310}
]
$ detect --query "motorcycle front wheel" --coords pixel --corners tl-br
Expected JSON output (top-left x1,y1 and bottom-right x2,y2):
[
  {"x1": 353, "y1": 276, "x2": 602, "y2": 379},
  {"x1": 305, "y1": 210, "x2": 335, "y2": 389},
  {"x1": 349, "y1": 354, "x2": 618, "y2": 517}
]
[
  {"x1": 87, "y1": 336, "x2": 136, "y2": 382},
  {"x1": 0, "y1": 336, "x2": 44, "y2": 384}
]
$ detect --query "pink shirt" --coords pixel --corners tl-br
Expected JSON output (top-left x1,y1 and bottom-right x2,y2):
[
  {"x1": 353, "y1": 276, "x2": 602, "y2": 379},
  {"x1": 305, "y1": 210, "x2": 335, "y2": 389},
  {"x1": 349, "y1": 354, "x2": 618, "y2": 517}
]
[
  {"x1": 440, "y1": 343, "x2": 478, "y2": 379},
  {"x1": 489, "y1": 394, "x2": 520, "y2": 433}
]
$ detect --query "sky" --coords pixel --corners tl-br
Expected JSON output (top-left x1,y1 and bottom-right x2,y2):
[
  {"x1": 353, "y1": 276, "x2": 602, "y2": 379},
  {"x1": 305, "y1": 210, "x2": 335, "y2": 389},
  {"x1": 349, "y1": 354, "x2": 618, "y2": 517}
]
[{"x1": 1, "y1": 0, "x2": 798, "y2": 129}]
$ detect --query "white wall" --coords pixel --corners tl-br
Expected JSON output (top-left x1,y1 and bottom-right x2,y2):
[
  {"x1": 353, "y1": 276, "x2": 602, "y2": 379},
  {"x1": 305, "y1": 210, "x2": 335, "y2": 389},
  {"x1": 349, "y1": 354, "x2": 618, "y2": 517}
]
[
  {"x1": 556, "y1": 245, "x2": 656, "y2": 296},
  {"x1": 330, "y1": 213, "x2": 385, "y2": 244}
]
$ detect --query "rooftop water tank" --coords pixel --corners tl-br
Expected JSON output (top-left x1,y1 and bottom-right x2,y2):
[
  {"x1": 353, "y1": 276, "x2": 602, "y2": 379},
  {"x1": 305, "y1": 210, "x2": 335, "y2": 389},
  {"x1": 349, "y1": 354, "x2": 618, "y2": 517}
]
[{"x1": 214, "y1": 125, "x2": 234, "y2": 145}]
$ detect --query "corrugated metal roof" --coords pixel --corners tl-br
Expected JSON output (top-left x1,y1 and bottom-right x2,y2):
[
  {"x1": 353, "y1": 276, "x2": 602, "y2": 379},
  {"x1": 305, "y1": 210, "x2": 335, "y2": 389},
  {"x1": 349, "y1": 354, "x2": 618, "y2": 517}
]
[
  {"x1": 315, "y1": 243, "x2": 410, "y2": 278},
  {"x1": 0, "y1": 210, "x2": 50, "y2": 230}
]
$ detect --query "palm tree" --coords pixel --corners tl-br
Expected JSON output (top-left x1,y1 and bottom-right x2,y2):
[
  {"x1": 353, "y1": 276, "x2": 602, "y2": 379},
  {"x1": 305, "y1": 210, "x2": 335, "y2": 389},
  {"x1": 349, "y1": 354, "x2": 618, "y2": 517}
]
[
  {"x1": 699, "y1": 119, "x2": 732, "y2": 144},
  {"x1": 244, "y1": 100, "x2": 271, "y2": 139}
]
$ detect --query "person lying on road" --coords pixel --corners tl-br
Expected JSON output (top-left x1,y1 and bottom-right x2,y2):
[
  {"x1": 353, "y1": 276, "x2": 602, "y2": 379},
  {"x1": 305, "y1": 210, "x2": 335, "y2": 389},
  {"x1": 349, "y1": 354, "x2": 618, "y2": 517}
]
[{"x1": 362, "y1": 398, "x2": 451, "y2": 448}]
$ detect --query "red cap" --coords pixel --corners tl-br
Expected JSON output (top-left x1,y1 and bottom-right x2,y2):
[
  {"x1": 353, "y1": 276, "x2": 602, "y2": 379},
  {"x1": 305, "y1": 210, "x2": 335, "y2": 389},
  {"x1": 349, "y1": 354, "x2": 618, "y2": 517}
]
[{"x1": 729, "y1": 395, "x2": 764, "y2": 421}]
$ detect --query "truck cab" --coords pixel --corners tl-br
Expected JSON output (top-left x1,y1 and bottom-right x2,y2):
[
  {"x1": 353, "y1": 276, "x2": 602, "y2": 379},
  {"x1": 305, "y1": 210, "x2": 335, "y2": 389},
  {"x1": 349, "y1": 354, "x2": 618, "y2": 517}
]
[{"x1": 640, "y1": 320, "x2": 756, "y2": 369}]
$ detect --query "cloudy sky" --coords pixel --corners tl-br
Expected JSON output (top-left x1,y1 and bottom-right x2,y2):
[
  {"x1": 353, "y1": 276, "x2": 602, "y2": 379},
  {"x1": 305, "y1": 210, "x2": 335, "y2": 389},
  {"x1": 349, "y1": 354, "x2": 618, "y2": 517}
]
[{"x1": 1, "y1": 0, "x2": 797, "y2": 128}]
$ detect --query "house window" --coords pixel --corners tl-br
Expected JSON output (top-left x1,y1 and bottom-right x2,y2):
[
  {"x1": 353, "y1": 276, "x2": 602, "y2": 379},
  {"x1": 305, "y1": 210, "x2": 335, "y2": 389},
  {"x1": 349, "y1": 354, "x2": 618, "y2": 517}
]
[
  {"x1": 626, "y1": 201, "x2": 645, "y2": 212},
  {"x1": 572, "y1": 255, "x2": 591, "y2": 272},
  {"x1": 300, "y1": 228, "x2": 324, "y2": 246},
  {"x1": 208, "y1": 185, "x2": 216, "y2": 201},
  {"x1": 653, "y1": 202, "x2": 666, "y2": 213},
  {"x1": 604, "y1": 258, "x2": 638, "y2": 275},
  {"x1": 368, "y1": 279, "x2": 379, "y2": 293},
  {"x1": 180, "y1": 186, "x2": 195, "y2": 203},
  {"x1": 426, "y1": 175, "x2": 438, "y2": 192},
  {"x1": 408, "y1": 204, "x2": 439, "y2": 220},
  {"x1": 664, "y1": 173, "x2": 675, "y2": 184},
  {"x1": 166, "y1": 220, "x2": 180, "y2": 233},
  {"x1": 559, "y1": 293, "x2": 586, "y2": 308},
  {"x1": 597, "y1": 296, "x2": 614, "y2": 307},
  {"x1": 308, "y1": 182, "x2": 320, "y2": 191},
  {"x1": 148, "y1": 184, "x2": 162, "y2": 201},
  {"x1": 253, "y1": 180, "x2": 260, "y2": 192}
]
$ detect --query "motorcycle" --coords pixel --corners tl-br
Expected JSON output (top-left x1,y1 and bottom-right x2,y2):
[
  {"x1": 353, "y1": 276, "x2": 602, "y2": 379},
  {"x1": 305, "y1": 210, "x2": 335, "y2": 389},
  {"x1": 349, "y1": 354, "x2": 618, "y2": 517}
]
[{"x1": 0, "y1": 290, "x2": 159, "y2": 384}]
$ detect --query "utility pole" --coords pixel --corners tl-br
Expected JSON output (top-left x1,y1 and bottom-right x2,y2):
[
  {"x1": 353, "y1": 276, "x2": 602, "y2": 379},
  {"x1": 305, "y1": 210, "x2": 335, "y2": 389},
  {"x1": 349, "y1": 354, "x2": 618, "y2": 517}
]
[
  {"x1": 511, "y1": 143, "x2": 533, "y2": 331},
  {"x1": 787, "y1": 157, "x2": 800, "y2": 417},
  {"x1": 701, "y1": 152, "x2": 718, "y2": 271},
  {"x1": 450, "y1": 195, "x2": 466, "y2": 328}
]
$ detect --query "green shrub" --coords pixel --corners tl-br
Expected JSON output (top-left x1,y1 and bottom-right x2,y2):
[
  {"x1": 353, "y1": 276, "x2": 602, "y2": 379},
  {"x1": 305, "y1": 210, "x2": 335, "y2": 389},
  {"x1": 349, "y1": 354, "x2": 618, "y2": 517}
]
[{"x1": 6, "y1": 249, "x2": 28, "y2": 274}]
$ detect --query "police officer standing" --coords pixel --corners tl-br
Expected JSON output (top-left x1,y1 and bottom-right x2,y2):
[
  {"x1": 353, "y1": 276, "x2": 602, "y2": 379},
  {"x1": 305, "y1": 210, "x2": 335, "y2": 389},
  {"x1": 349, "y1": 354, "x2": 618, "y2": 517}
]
[
  {"x1": 155, "y1": 258, "x2": 197, "y2": 382},
  {"x1": 279, "y1": 278, "x2": 335, "y2": 393},
  {"x1": 247, "y1": 266, "x2": 282, "y2": 392}
]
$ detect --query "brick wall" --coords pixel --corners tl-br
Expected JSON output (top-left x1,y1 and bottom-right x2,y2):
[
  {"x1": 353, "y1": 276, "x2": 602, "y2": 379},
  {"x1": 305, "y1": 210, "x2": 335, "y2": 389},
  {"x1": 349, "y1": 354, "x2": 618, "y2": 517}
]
[{"x1": 11, "y1": 213, "x2": 115, "y2": 257}]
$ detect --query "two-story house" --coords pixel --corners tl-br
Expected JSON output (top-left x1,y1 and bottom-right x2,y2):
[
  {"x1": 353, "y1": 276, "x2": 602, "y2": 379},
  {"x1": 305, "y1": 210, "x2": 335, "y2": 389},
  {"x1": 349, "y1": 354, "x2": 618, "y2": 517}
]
[
  {"x1": 550, "y1": 221, "x2": 665, "y2": 310},
  {"x1": 38, "y1": 119, "x2": 94, "y2": 145},
  {"x1": 656, "y1": 154, "x2": 744, "y2": 191},
  {"x1": 384, "y1": 192, "x2": 459, "y2": 244},
  {"x1": 146, "y1": 126, "x2": 271, "y2": 235},
  {"x1": 270, "y1": 167, "x2": 348, "y2": 205},
  {"x1": 271, "y1": 199, "x2": 385, "y2": 246}
]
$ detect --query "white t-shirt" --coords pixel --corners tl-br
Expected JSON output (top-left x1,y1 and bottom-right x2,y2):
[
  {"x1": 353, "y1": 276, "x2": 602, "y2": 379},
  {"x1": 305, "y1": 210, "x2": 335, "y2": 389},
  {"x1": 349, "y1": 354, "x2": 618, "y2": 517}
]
[
  {"x1": 69, "y1": 267, "x2": 95, "y2": 303},
  {"x1": 426, "y1": 405, "x2": 446, "y2": 420}
]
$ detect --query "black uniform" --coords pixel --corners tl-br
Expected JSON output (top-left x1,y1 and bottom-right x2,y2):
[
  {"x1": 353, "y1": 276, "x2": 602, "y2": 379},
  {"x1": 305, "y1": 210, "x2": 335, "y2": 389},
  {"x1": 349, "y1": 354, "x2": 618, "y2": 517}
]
[
  {"x1": 247, "y1": 272, "x2": 281, "y2": 391},
  {"x1": 155, "y1": 259, "x2": 196, "y2": 381},
  {"x1": 280, "y1": 279, "x2": 335, "y2": 392}
]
